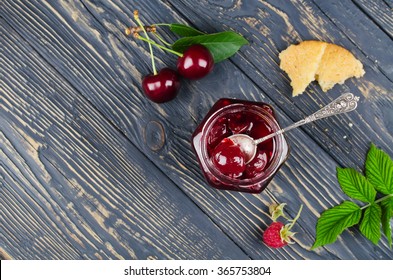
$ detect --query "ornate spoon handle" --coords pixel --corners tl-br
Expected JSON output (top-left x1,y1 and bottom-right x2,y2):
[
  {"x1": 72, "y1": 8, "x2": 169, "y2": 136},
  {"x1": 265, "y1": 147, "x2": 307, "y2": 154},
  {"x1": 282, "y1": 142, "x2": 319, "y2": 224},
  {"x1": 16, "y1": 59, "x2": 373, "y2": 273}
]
[{"x1": 254, "y1": 93, "x2": 360, "y2": 145}]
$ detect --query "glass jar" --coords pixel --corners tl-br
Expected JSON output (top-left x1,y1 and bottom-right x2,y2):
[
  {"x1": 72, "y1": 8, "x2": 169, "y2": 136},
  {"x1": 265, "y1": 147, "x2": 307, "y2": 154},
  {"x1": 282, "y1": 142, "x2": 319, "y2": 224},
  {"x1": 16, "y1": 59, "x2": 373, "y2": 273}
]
[{"x1": 192, "y1": 98, "x2": 289, "y2": 193}]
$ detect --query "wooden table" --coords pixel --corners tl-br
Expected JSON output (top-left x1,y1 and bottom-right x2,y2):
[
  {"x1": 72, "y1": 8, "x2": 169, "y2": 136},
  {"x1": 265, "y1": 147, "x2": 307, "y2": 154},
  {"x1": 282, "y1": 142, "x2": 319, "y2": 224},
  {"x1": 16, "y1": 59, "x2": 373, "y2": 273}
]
[{"x1": 1, "y1": 0, "x2": 392, "y2": 260}]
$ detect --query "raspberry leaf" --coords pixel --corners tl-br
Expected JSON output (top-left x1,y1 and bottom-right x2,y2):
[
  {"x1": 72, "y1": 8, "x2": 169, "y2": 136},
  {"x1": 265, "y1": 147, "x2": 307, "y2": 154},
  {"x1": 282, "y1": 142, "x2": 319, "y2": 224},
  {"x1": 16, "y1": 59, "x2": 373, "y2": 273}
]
[
  {"x1": 314, "y1": 144, "x2": 393, "y2": 249},
  {"x1": 337, "y1": 167, "x2": 376, "y2": 203},
  {"x1": 359, "y1": 203, "x2": 382, "y2": 244},
  {"x1": 312, "y1": 201, "x2": 361, "y2": 249},
  {"x1": 365, "y1": 143, "x2": 393, "y2": 195},
  {"x1": 381, "y1": 197, "x2": 393, "y2": 247},
  {"x1": 168, "y1": 23, "x2": 205, "y2": 37},
  {"x1": 172, "y1": 31, "x2": 248, "y2": 63}
]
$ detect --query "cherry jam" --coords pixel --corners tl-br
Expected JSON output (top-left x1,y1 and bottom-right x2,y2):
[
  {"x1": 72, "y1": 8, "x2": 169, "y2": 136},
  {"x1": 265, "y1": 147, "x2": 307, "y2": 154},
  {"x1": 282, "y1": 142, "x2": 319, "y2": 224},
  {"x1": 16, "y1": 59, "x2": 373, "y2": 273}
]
[{"x1": 192, "y1": 99, "x2": 289, "y2": 193}]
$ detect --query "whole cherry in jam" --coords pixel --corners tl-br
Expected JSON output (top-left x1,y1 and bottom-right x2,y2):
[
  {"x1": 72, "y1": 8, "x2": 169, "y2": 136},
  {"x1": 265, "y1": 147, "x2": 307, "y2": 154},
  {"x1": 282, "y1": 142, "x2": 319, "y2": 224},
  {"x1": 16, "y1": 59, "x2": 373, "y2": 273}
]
[
  {"x1": 247, "y1": 118, "x2": 274, "y2": 154},
  {"x1": 142, "y1": 68, "x2": 180, "y2": 103},
  {"x1": 227, "y1": 112, "x2": 253, "y2": 134},
  {"x1": 244, "y1": 149, "x2": 269, "y2": 178},
  {"x1": 207, "y1": 117, "x2": 230, "y2": 154},
  {"x1": 211, "y1": 138, "x2": 246, "y2": 178},
  {"x1": 249, "y1": 117, "x2": 273, "y2": 139},
  {"x1": 177, "y1": 45, "x2": 214, "y2": 80}
]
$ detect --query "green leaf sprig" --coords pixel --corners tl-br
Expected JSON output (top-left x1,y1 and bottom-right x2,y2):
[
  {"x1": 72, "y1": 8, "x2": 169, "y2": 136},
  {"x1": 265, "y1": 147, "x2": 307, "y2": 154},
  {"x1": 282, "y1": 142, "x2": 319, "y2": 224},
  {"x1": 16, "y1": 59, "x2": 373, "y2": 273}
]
[
  {"x1": 171, "y1": 31, "x2": 248, "y2": 63},
  {"x1": 126, "y1": 21, "x2": 248, "y2": 63},
  {"x1": 312, "y1": 143, "x2": 393, "y2": 249},
  {"x1": 168, "y1": 23, "x2": 205, "y2": 37}
]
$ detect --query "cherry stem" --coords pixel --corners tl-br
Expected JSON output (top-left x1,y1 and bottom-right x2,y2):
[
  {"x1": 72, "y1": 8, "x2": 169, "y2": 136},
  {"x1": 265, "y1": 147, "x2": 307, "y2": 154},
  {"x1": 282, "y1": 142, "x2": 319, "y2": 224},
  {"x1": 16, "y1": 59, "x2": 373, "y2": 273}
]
[
  {"x1": 287, "y1": 205, "x2": 303, "y2": 230},
  {"x1": 136, "y1": 35, "x2": 183, "y2": 57},
  {"x1": 153, "y1": 32, "x2": 172, "y2": 47},
  {"x1": 125, "y1": 25, "x2": 156, "y2": 35},
  {"x1": 134, "y1": 11, "x2": 157, "y2": 75}
]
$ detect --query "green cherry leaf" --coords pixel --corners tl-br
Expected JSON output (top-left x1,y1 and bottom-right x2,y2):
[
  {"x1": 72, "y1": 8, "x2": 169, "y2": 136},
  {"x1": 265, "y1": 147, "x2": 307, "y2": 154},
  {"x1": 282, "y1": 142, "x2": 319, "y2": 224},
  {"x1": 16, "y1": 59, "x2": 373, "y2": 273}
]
[
  {"x1": 172, "y1": 31, "x2": 248, "y2": 63},
  {"x1": 365, "y1": 143, "x2": 393, "y2": 195},
  {"x1": 168, "y1": 23, "x2": 205, "y2": 37},
  {"x1": 312, "y1": 201, "x2": 361, "y2": 249},
  {"x1": 381, "y1": 197, "x2": 393, "y2": 247},
  {"x1": 337, "y1": 167, "x2": 376, "y2": 203},
  {"x1": 359, "y1": 203, "x2": 382, "y2": 245}
]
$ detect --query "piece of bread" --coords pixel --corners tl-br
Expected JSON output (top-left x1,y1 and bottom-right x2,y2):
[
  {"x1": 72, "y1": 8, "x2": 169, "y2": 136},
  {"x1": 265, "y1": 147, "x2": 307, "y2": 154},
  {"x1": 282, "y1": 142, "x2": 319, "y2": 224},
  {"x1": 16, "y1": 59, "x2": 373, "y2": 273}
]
[
  {"x1": 279, "y1": 41, "x2": 365, "y2": 96},
  {"x1": 279, "y1": 41, "x2": 327, "y2": 96},
  {"x1": 316, "y1": 43, "x2": 365, "y2": 92}
]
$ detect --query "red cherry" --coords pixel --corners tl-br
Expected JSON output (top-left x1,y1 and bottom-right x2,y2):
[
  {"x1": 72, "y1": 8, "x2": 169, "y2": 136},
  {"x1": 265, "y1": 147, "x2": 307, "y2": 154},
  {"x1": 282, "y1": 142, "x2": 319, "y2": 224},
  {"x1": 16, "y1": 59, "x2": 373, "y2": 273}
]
[
  {"x1": 207, "y1": 117, "x2": 230, "y2": 153},
  {"x1": 249, "y1": 121, "x2": 274, "y2": 152},
  {"x1": 211, "y1": 138, "x2": 246, "y2": 178},
  {"x1": 244, "y1": 148, "x2": 269, "y2": 178},
  {"x1": 250, "y1": 119, "x2": 273, "y2": 139},
  {"x1": 227, "y1": 112, "x2": 253, "y2": 134},
  {"x1": 142, "y1": 68, "x2": 180, "y2": 103},
  {"x1": 177, "y1": 45, "x2": 214, "y2": 80}
]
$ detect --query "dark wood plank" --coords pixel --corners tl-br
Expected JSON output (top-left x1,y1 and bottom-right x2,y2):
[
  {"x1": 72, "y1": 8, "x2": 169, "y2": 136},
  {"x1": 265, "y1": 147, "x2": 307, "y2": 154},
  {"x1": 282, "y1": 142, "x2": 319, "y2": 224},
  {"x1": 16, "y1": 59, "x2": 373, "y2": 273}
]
[
  {"x1": 352, "y1": 0, "x2": 393, "y2": 39},
  {"x1": 0, "y1": 19, "x2": 249, "y2": 260},
  {"x1": 1, "y1": 0, "x2": 392, "y2": 259},
  {"x1": 1, "y1": 123, "x2": 84, "y2": 259}
]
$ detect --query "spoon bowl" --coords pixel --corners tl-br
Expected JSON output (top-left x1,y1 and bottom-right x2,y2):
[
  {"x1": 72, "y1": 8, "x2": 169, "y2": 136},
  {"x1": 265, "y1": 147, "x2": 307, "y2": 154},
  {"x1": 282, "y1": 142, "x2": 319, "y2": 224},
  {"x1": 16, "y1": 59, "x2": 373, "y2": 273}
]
[{"x1": 228, "y1": 134, "x2": 257, "y2": 164}]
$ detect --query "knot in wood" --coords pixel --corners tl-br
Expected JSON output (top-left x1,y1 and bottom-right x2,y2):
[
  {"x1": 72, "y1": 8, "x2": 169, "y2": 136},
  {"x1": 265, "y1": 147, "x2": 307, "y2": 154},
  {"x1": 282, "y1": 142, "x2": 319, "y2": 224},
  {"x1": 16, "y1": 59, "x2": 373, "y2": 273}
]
[{"x1": 143, "y1": 120, "x2": 165, "y2": 152}]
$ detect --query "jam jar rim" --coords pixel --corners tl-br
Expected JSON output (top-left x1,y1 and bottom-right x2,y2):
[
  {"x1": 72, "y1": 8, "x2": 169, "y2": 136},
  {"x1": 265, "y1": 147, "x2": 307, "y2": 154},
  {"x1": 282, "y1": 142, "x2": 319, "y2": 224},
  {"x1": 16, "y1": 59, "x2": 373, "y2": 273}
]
[{"x1": 200, "y1": 102, "x2": 288, "y2": 187}]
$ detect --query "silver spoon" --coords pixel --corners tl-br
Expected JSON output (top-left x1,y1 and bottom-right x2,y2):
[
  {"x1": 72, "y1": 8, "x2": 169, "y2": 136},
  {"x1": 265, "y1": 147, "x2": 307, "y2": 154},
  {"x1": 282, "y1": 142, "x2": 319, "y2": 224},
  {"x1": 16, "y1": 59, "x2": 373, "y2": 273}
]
[{"x1": 229, "y1": 93, "x2": 360, "y2": 164}]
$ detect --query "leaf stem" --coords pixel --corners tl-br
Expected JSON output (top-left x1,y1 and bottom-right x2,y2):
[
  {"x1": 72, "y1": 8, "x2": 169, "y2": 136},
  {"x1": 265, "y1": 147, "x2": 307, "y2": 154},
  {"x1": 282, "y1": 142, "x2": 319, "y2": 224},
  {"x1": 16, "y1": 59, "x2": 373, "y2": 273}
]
[
  {"x1": 360, "y1": 193, "x2": 393, "y2": 210},
  {"x1": 153, "y1": 23, "x2": 171, "y2": 27},
  {"x1": 360, "y1": 203, "x2": 370, "y2": 210},
  {"x1": 375, "y1": 193, "x2": 393, "y2": 204},
  {"x1": 134, "y1": 10, "x2": 157, "y2": 75},
  {"x1": 136, "y1": 35, "x2": 183, "y2": 57}
]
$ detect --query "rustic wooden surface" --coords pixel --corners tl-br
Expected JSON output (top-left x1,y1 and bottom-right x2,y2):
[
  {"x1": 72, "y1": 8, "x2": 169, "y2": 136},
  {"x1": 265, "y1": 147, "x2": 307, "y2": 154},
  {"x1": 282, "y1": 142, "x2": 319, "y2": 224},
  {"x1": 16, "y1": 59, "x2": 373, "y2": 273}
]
[{"x1": 1, "y1": 0, "x2": 392, "y2": 260}]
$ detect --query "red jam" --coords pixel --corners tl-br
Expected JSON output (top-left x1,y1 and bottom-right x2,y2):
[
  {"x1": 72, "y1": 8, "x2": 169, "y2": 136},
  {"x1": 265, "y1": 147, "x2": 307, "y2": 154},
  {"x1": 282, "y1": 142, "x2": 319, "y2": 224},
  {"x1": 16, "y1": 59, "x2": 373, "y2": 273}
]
[{"x1": 192, "y1": 99, "x2": 289, "y2": 193}]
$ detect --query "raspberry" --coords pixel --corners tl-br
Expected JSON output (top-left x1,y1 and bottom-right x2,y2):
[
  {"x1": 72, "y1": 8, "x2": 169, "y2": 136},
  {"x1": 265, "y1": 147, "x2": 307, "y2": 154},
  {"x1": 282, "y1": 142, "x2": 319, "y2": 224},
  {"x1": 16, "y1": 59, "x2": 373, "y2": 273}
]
[
  {"x1": 263, "y1": 204, "x2": 303, "y2": 248},
  {"x1": 263, "y1": 222, "x2": 288, "y2": 248}
]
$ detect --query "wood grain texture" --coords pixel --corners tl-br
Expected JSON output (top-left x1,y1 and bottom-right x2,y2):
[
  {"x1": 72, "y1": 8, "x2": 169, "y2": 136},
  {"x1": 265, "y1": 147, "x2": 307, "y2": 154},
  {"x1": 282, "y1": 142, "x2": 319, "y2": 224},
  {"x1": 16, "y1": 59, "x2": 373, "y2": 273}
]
[
  {"x1": 0, "y1": 19, "x2": 249, "y2": 260},
  {"x1": 1, "y1": 0, "x2": 393, "y2": 260},
  {"x1": 353, "y1": 0, "x2": 393, "y2": 39}
]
